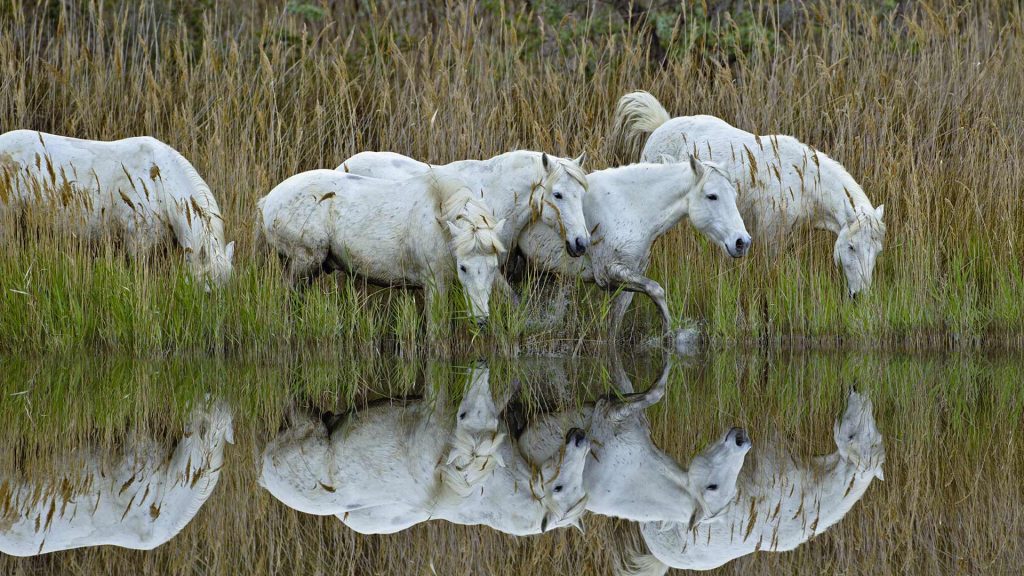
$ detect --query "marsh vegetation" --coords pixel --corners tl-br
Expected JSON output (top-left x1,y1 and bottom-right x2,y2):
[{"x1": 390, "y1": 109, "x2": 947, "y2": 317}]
[{"x1": 1, "y1": 0, "x2": 1022, "y2": 354}]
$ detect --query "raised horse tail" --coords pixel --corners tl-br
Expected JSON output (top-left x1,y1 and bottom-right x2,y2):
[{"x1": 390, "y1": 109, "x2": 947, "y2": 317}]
[{"x1": 609, "y1": 91, "x2": 671, "y2": 164}]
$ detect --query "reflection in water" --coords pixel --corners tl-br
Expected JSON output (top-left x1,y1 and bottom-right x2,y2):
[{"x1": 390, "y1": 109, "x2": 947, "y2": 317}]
[
  {"x1": 2, "y1": 352, "x2": 1014, "y2": 574},
  {"x1": 0, "y1": 400, "x2": 233, "y2": 557},
  {"x1": 625, "y1": 391, "x2": 886, "y2": 574},
  {"x1": 519, "y1": 356, "x2": 751, "y2": 528},
  {"x1": 260, "y1": 364, "x2": 591, "y2": 536}
]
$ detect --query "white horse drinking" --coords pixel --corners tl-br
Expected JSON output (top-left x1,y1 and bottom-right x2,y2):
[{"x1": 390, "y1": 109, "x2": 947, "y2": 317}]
[
  {"x1": 518, "y1": 355, "x2": 751, "y2": 528},
  {"x1": 257, "y1": 170, "x2": 505, "y2": 324},
  {"x1": 0, "y1": 130, "x2": 235, "y2": 288},
  {"x1": 337, "y1": 150, "x2": 592, "y2": 267},
  {"x1": 0, "y1": 400, "x2": 234, "y2": 556},
  {"x1": 621, "y1": 391, "x2": 885, "y2": 575},
  {"x1": 259, "y1": 365, "x2": 591, "y2": 536},
  {"x1": 516, "y1": 156, "x2": 751, "y2": 335},
  {"x1": 610, "y1": 92, "x2": 886, "y2": 297}
]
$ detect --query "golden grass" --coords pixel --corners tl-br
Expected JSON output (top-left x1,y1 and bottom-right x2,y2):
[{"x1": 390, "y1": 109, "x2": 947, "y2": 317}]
[{"x1": 0, "y1": 0, "x2": 1021, "y2": 354}]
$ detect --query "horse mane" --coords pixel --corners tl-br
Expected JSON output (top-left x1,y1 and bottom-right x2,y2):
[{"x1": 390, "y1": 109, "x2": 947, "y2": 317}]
[
  {"x1": 438, "y1": 428, "x2": 506, "y2": 497},
  {"x1": 430, "y1": 178, "x2": 506, "y2": 258},
  {"x1": 166, "y1": 146, "x2": 225, "y2": 243}
]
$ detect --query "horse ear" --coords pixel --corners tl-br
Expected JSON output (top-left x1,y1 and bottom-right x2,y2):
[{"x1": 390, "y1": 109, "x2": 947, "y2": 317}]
[
  {"x1": 571, "y1": 518, "x2": 586, "y2": 535},
  {"x1": 494, "y1": 218, "x2": 506, "y2": 235},
  {"x1": 874, "y1": 467, "x2": 885, "y2": 481},
  {"x1": 875, "y1": 204, "x2": 885, "y2": 220},
  {"x1": 226, "y1": 241, "x2": 236, "y2": 262},
  {"x1": 541, "y1": 153, "x2": 550, "y2": 172},
  {"x1": 688, "y1": 154, "x2": 706, "y2": 181},
  {"x1": 573, "y1": 152, "x2": 587, "y2": 167},
  {"x1": 540, "y1": 514, "x2": 549, "y2": 533},
  {"x1": 447, "y1": 221, "x2": 461, "y2": 237}
]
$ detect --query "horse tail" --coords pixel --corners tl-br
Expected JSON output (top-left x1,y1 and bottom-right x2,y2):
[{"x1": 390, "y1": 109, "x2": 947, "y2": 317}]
[
  {"x1": 611, "y1": 522, "x2": 670, "y2": 576},
  {"x1": 252, "y1": 196, "x2": 270, "y2": 259},
  {"x1": 615, "y1": 554, "x2": 669, "y2": 576},
  {"x1": 609, "y1": 91, "x2": 671, "y2": 164}
]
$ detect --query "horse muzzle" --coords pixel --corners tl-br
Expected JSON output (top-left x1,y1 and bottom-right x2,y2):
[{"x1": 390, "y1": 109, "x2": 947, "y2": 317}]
[{"x1": 565, "y1": 236, "x2": 589, "y2": 258}]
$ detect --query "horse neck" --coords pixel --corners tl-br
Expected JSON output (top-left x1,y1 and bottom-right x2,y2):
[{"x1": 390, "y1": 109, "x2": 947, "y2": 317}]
[
  {"x1": 804, "y1": 155, "x2": 872, "y2": 235},
  {"x1": 161, "y1": 149, "x2": 225, "y2": 252},
  {"x1": 452, "y1": 152, "x2": 543, "y2": 244},
  {"x1": 641, "y1": 163, "x2": 699, "y2": 239},
  {"x1": 804, "y1": 451, "x2": 877, "y2": 529},
  {"x1": 586, "y1": 442, "x2": 693, "y2": 522}
]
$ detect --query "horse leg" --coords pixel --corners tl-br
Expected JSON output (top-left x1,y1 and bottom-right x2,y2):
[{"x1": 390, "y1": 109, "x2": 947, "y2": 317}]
[
  {"x1": 608, "y1": 268, "x2": 672, "y2": 335},
  {"x1": 607, "y1": 291, "x2": 635, "y2": 340}
]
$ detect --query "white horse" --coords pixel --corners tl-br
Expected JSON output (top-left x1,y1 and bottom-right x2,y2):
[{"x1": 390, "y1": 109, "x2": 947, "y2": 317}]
[
  {"x1": 260, "y1": 366, "x2": 591, "y2": 536},
  {"x1": 0, "y1": 130, "x2": 235, "y2": 288},
  {"x1": 516, "y1": 156, "x2": 751, "y2": 335},
  {"x1": 337, "y1": 150, "x2": 592, "y2": 267},
  {"x1": 611, "y1": 92, "x2": 886, "y2": 297},
  {"x1": 258, "y1": 170, "x2": 506, "y2": 324},
  {"x1": 518, "y1": 355, "x2": 751, "y2": 528},
  {"x1": 0, "y1": 399, "x2": 234, "y2": 556},
  {"x1": 621, "y1": 391, "x2": 885, "y2": 575}
]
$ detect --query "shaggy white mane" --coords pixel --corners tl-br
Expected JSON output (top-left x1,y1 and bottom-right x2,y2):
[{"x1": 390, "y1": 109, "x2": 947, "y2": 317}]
[
  {"x1": 438, "y1": 428, "x2": 507, "y2": 497},
  {"x1": 431, "y1": 177, "x2": 506, "y2": 258}
]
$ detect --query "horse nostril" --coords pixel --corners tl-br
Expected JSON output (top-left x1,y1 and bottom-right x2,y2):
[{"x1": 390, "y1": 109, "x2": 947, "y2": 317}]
[
  {"x1": 476, "y1": 318, "x2": 489, "y2": 329},
  {"x1": 735, "y1": 237, "x2": 746, "y2": 252},
  {"x1": 567, "y1": 427, "x2": 586, "y2": 447},
  {"x1": 729, "y1": 427, "x2": 748, "y2": 447}
]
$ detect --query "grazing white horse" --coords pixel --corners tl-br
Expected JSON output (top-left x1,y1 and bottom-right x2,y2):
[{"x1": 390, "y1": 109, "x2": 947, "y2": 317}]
[
  {"x1": 0, "y1": 130, "x2": 235, "y2": 288},
  {"x1": 0, "y1": 400, "x2": 234, "y2": 556},
  {"x1": 337, "y1": 150, "x2": 592, "y2": 264},
  {"x1": 621, "y1": 391, "x2": 885, "y2": 575},
  {"x1": 518, "y1": 355, "x2": 751, "y2": 528},
  {"x1": 611, "y1": 92, "x2": 886, "y2": 297},
  {"x1": 258, "y1": 170, "x2": 506, "y2": 324},
  {"x1": 259, "y1": 366, "x2": 591, "y2": 536},
  {"x1": 516, "y1": 156, "x2": 751, "y2": 335}
]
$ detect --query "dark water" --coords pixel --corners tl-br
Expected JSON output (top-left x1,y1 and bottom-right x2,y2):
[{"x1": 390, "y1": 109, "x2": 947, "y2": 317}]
[{"x1": 1, "y1": 350, "x2": 1021, "y2": 574}]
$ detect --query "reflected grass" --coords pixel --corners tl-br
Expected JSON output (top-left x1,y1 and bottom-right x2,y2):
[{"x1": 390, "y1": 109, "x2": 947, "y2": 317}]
[{"x1": 1, "y1": 350, "x2": 1021, "y2": 574}]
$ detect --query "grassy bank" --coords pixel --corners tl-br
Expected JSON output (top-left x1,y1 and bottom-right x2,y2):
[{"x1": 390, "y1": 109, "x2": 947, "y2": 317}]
[
  {"x1": 1, "y1": 350, "x2": 1021, "y2": 573},
  {"x1": 1, "y1": 0, "x2": 1022, "y2": 354}
]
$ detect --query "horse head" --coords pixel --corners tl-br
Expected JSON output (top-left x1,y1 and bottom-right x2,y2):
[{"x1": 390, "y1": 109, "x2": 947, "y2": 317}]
[
  {"x1": 534, "y1": 152, "x2": 590, "y2": 258},
  {"x1": 834, "y1": 390, "x2": 885, "y2": 480},
  {"x1": 834, "y1": 204, "x2": 885, "y2": 299},
  {"x1": 683, "y1": 154, "x2": 751, "y2": 259},
  {"x1": 535, "y1": 428, "x2": 591, "y2": 533}
]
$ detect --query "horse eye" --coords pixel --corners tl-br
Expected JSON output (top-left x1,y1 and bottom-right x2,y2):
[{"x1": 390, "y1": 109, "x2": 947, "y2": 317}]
[
  {"x1": 707, "y1": 484, "x2": 719, "y2": 491},
  {"x1": 553, "y1": 192, "x2": 564, "y2": 200},
  {"x1": 848, "y1": 433, "x2": 856, "y2": 440},
  {"x1": 848, "y1": 244, "x2": 855, "y2": 251},
  {"x1": 459, "y1": 264, "x2": 467, "y2": 272},
  {"x1": 459, "y1": 412, "x2": 467, "y2": 420},
  {"x1": 706, "y1": 194, "x2": 718, "y2": 201},
  {"x1": 553, "y1": 485, "x2": 564, "y2": 493}
]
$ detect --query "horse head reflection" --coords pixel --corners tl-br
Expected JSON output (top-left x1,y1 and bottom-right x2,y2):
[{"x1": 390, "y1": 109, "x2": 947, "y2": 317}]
[{"x1": 622, "y1": 390, "x2": 885, "y2": 574}]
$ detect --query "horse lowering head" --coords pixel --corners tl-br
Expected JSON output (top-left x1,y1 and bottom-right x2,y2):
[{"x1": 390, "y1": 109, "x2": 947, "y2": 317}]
[
  {"x1": 536, "y1": 427, "x2": 591, "y2": 533},
  {"x1": 686, "y1": 427, "x2": 752, "y2": 526},
  {"x1": 441, "y1": 365, "x2": 507, "y2": 495},
  {"x1": 187, "y1": 238, "x2": 235, "y2": 291},
  {"x1": 439, "y1": 185, "x2": 507, "y2": 325},
  {"x1": 834, "y1": 391, "x2": 885, "y2": 480},
  {"x1": 535, "y1": 153, "x2": 590, "y2": 258},
  {"x1": 834, "y1": 205, "x2": 885, "y2": 299},
  {"x1": 684, "y1": 155, "x2": 751, "y2": 258}
]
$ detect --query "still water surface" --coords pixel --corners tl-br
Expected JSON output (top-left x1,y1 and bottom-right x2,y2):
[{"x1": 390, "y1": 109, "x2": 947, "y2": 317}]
[{"x1": 1, "y1": 351, "x2": 1021, "y2": 574}]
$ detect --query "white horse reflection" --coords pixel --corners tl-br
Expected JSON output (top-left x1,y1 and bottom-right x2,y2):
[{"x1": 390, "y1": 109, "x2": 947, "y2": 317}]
[
  {"x1": 518, "y1": 355, "x2": 750, "y2": 528},
  {"x1": 622, "y1": 391, "x2": 885, "y2": 575},
  {"x1": 260, "y1": 365, "x2": 591, "y2": 536},
  {"x1": 0, "y1": 400, "x2": 234, "y2": 556}
]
